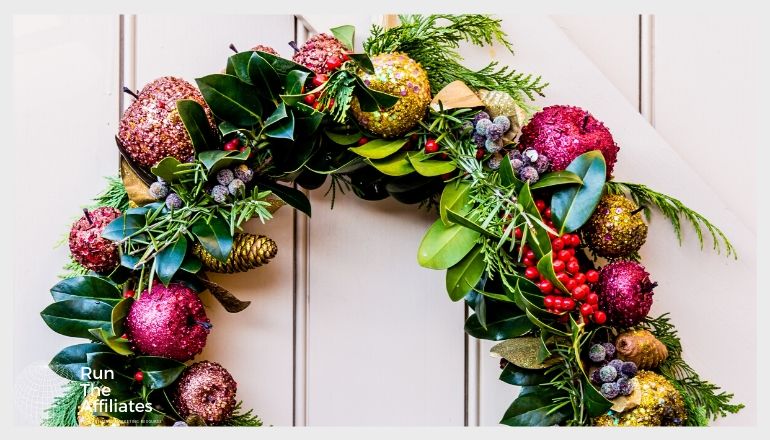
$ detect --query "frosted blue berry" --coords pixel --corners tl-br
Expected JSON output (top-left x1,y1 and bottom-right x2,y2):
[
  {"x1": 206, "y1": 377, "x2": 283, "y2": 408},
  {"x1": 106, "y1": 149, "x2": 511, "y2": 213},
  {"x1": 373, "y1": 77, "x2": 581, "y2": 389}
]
[
  {"x1": 518, "y1": 165, "x2": 539, "y2": 183},
  {"x1": 233, "y1": 164, "x2": 254, "y2": 183},
  {"x1": 475, "y1": 118, "x2": 493, "y2": 136},
  {"x1": 487, "y1": 153, "x2": 504, "y2": 170},
  {"x1": 165, "y1": 193, "x2": 183, "y2": 210},
  {"x1": 473, "y1": 133, "x2": 486, "y2": 149},
  {"x1": 590, "y1": 368, "x2": 603, "y2": 385},
  {"x1": 486, "y1": 123, "x2": 505, "y2": 141},
  {"x1": 211, "y1": 185, "x2": 229, "y2": 204},
  {"x1": 601, "y1": 343, "x2": 616, "y2": 359},
  {"x1": 588, "y1": 344, "x2": 606, "y2": 363},
  {"x1": 217, "y1": 168, "x2": 235, "y2": 186},
  {"x1": 472, "y1": 111, "x2": 490, "y2": 124},
  {"x1": 599, "y1": 365, "x2": 618, "y2": 383},
  {"x1": 601, "y1": 381, "x2": 620, "y2": 399},
  {"x1": 148, "y1": 181, "x2": 169, "y2": 200},
  {"x1": 620, "y1": 361, "x2": 638, "y2": 378},
  {"x1": 485, "y1": 138, "x2": 502, "y2": 153},
  {"x1": 534, "y1": 154, "x2": 550, "y2": 173},
  {"x1": 493, "y1": 116, "x2": 511, "y2": 132},
  {"x1": 228, "y1": 178, "x2": 245, "y2": 197},
  {"x1": 523, "y1": 148, "x2": 539, "y2": 163},
  {"x1": 617, "y1": 377, "x2": 634, "y2": 396},
  {"x1": 608, "y1": 359, "x2": 623, "y2": 372}
]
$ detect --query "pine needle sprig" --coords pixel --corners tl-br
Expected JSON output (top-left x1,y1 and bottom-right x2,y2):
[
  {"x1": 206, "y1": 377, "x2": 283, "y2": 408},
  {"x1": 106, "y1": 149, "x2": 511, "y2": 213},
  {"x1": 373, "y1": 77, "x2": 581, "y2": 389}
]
[
  {"x1": 221, "y1": 401, "x2": 263, "y2": 427},
  {"x1": 641, "y1": 314, "x2": 744, "y2": 425},
  {"x1": 606, "y1": 181, "x2": 736, "y2": 259},
  {"x1": 91, "y1": 175, "x2": 130, "y2": 211},
  {"x1": 42, "y1": 381, "x2": 86, "y2": 427},
  {"x1": 364, "y1": 15, "x2": 547, "y2": 107}
]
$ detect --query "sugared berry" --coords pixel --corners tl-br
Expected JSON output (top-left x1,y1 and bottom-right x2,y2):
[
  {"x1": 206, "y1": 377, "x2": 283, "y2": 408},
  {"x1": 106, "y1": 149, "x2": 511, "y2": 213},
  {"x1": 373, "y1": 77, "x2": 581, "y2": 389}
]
[
  {"x1": 620, "y1": 361, "x2": 638, "y2": 378},
  {"x1": 617, "y1": 377, "x2": 634, "y2": 396},
  {"x1": 601, "y1": 382, "x2": 620, "y2": 399},
  {"x1": 608, "y1": 359, "x2": 623, "y2": 371},
  {"x1": 602, "y1": 342, "x2": 616, "y2": 359},
  {"x1": 590, "y1": 368, "x2": 603, "y2": 385},
  {"x1": 599, "y1": 365, "x2": 618, "y2": 383},
  {"x1": 588, "y1": 344, "x2": 606, "y2": 362}
]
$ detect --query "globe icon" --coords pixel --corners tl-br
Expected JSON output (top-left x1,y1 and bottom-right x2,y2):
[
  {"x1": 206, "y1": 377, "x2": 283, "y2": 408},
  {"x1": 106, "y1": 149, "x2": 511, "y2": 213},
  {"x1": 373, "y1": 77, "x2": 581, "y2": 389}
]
[{"x1": 14, "y1": 361, "x2": 69, "y2": 426}]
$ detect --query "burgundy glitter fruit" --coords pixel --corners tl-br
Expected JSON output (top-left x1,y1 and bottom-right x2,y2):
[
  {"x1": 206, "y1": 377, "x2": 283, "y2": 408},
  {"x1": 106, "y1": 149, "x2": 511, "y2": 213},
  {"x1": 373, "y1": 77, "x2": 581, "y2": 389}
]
[
  {"x1": 125, "y1": 283, "x2": 210, "y2": 362},
  {"x1": 597, "y1": 261, "x2": 657, "y2": 327},
  {"x1": 118, "y1": 76, "x2": 215, "y2": 168},
  {"x1": 68, "y1": 207, "x2": 122, "y2": 273},
  {"x1": 292, "y1": 33, "x2": 347, "y2": 74},
  {"x1": 518, "y1": 105, "x2": 619, "y2": 177},
  {"x1": 172, "y1": 361, "x2": 237, "y2": 424},
  {"x1": 250, "y1": 44, "x2": 279, "y2": 55}
]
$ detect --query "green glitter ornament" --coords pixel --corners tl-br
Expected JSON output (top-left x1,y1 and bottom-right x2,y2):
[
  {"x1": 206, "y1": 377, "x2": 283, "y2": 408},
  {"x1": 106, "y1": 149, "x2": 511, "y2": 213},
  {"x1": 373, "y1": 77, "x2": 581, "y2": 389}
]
[{"x1": 583, "y1": 194, "x2": 648, "y2": 259}]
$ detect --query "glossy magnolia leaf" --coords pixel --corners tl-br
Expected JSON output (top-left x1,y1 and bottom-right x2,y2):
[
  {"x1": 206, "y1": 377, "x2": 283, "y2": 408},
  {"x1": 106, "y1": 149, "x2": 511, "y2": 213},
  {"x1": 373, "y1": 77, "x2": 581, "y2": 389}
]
[
  {"x1": 133, "y1": 356, "x2": 187, "y2": 390},
  {"x1": 255, "y1": 179, "x2": 311, "y2": 217},
  {"x1": 499, "y1": 363, "x2": 550, "y2": 387},
  {"x1": 191, "y1": 216, "x2": 233, "y2": 263},
  {"x1": 347, "y1": 53, "x2": 375, "y2": 73},
  {"x1": 265, "y1": 106, "x2": 295, "y2": 140},
  {"x1": 101, "y1": 214, "x2": 144, "y2": 241},
  {"x1": 176, "y1": 99, "x2": 217, "y2": 152},
  {"x1": 417, "y1": 218, "x2": 480, "y2": 270},
  {"x1": 551, "y1": 150, "x2": 607, "y2": 233},
  {"x1": 197, "y1": 148, "x2": 251, "y2": 173},
  {"x1": 252, "y1": 50, "x2": 312, "y2": 75},
  {"x1": 518, "y1": 182, "x2": 552, "y2": 259},
  {"x1": 583, "y1": 374, "x2": 613, "y2": 416},
  {"x1": 384, "y1": 174, "x2": 443, "y2": 205},
  {"x1": 490, "y1": 337, "x2": 560, "y2": 369},
  {"x1": 179, "y1": 255, "x2": 203, "y2": 273},
  {"x1": 531, "y1": 170, "x2": 583, "y2": 190},
  {"x1": 111, "y1": 297, "x2": 132, "y2": 338},
  {"x1": 499, "y1": 155, "x2": 519, "y2": 188},
  {"x1": 445, "y1": 244, "x2": 485, "y2": 301},
  {"x1": 227, "y1": 51, "x2": 252, "y2": 82},
  {"x1": 509, "y1": 280, "x2": 551, "y2": 322},
  {"x1": 264, "y1": 101, "x2": 289, "y2": 128},
  {"x1": 248, "y1": 52, "x2": 280, "y2": 101},
  {"x1": 88, "y1": 328, "x2": 133, "y2": 356},
  {"x1": 408, "y1": 153, "x2": 457, "y2": 177},
  {"x1": 196, "y1": 74, "x2": 263, "y2": 127},
  {"x1": 49, "y1": 343, "x2": 112, "y2": 381},
  {"x1": 349, "y1": 138, "x2": 407, "y2": 159},
  {"x1": 446, "y1": 209, "x2": 498, "y2": 239},
  {"x1": 294, "y1": 112, "x2": 324, "y2": 138},
  {"x1": 500, "y1": 385, "x2": 571, "y2": 426},
  {"x1": 525, "y1": 308, "x2": 569, "y2": 337},
  {"x1": 330, "y1": 24, "x2": 355, "y2": 50},
  {"x1": 465, "y1": 309, "x2": 534, "y2": 341},
  {"x1": 50, "y1": 276, "x2": 122, "y2": 305},
  {"x1": 366, "y1": 152, "x2": 415, "y2": 176},
  {"x1": 41, "y1": 299, "x2": 113, "y2": 339},
  {"x1": 285, "y1": 70, "x2": 311, "y2": 96},
  {"x1": 325, "y1": 130, "x2": 363, "y2": 145},
  {"x1": 87, "y1": 352, "x2": 135, "y2": 395},
  {"x1": 155, "y1": 235, "x2": 188, "y2": 285},
  {"x1": 150, "y1": 156, "x2": 184, "y2": 183},
  {"x1": 353, "y1": 77, "x2": 399, "y2": 111},
  {"x1": 439, "y1": 180, "x2": 471, "y2": 226}
]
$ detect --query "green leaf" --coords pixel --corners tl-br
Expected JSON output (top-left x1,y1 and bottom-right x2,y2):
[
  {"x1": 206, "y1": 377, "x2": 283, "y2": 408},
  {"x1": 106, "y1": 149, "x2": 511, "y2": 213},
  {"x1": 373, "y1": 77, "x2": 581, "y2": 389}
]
[
  {"x1": 446, "y1": 209, "x2": 498, "y2": 239},
  {"x1": 445, "y1": 245, "x2": 485, "y2": 301},
  {"x1": 255, "y1": 50, "x2": 312, "y2": 75},
  {"x1": 41, "y1": 299, "x2": 113, "y2": 339},
  {"x1": 498, "y1": 155, "x2": 520, "y2": 188},
  {"x1": 347, "y1": 53, "x2": 375, "y2": 73},
  {"x1": 49, "y1": 343, "x2": 112, "y2": 381},
  {"x1": 255, "y1": 179, "x2": 311, "y2": 217},
  {"x1": 518, "y1": 182, "x2": 552, "y2": 259},
  {"x1": 407, "y1": 153, "x2": 457, "y2": 177},
  {"x1": 264, "y1": 106, "x2": 295, "y2": 140},
  {"x1": 285, "y1": 69, "x2": 310, "y2": 95},
  {"x1": 111, "y1": 297, "x2": 132, "y2": 338},
  {"x1": 582, "y1": 375, "x2": 613, "y2": 416},
  {"x1": 525, "y1": 308, "x2": 569, "y2": 337},
  {"x1": 295, "y1": 112, "x2": 324, "y2": 137},
  {"x1": 330, "y1": 24, "x2": 355, "y2": 50},
  {"x1": 88, "y1": 328, "x2": 133, "y2": 356},
  {"x1": 87, "y1": 352, "x2": 135, "y2": 395},
  {"x1": 179, "y1": 255, "x2": 203, "y2": 273},
  {"x1": 191, "y1": 216, "x2": 233, "y2": 263},
  {"x1": 366, "y1": 152, "x2": 415, "y2": 176},
  {"x1": 500, "y1": 385, "x2": 571, "y2": 426},
  {"x1": 150, "y1": 156, "x2": 184, "y2": 183},
  {"x1": 248, "y1": 52, "x2": 280, "y2": 100},
  {"x1": 133, "y1": 356, "x2": 187, "y2": 390},
  {"x1": 227, "y1": 51, "x2": 252, "y2": 82},
  {"x1": 197, "y1": 148, "x2": 251, "y2": 173},
  {"x1": 155, "y1": 235, "x2": 188, "y2": 285},
  {"x1": 50, "y1": 276, "x2": 122, "y2": 305},
  {"x1": 465, "y1": 311, "x2": 534, "y2": 341},
  {"x1": 348, "y1": 138, "x2": 407, "y2": 159},
  {"x1": 417, "y1": 218, "x2": 480, "y2": 269},
  {"x1": 353, "y1": 77, "x2": 399, "y2": 111},
  {"x1": 101, "y1": 214, "x2": 144, "y2": 241},
  {"x1": 499, "y1": 363, "x2": 550, "y2": 387},
  {"x1": 439, "y1": 180, "x2": 472, "y2": 225},
  {"x1": 531, "y1": 170, "x2": 583, "y2": 190},
  {"x1": 196, "y1": 74, "x2": 263, "y2": 127},
  {"x1": 324, "y1": 130, "x2": 362, "y2": 145},
  {"x1": 536, "y1": 252, "x2": 568, "y2": 294},
  {"x1": 176, "y1": 99, "x2": 217, "y2": 153},
  {"x1": 551, "y1": 150, "x2": 607, "y2": 233}
]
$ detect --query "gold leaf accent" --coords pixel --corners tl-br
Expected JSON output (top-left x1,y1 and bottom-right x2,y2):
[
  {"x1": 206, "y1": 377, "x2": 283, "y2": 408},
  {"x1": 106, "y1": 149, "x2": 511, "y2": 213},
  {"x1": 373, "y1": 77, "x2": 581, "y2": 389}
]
[{"x1": 490, "y1": 336, "x2": 560, "y2": 370}]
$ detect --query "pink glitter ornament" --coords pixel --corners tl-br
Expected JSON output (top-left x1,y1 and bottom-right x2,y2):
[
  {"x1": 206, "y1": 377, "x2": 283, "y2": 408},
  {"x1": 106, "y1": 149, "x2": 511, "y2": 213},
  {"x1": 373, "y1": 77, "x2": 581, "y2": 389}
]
[
  {"x1": 250, "y1": 44, "x2": 279, "y2": 56},
  {"x1": 68, "y1": 207, "x2": 122, "y2": 273},
  {"x1": 291, "y1": 33, "x2": 347, "y2": 74},
  {"x1": 597, "y1": 261, "x2": 657, "y2": 327},
  {"x1": 118, "y1": 76, "x2": 215, "y2": 168},
  {"x1": 172, "y1": 361, "x2": 237, "y2": 424},
  {"x1": 125, "y1": 283, "x2": 210, "y2": 362},
  {"x1": 518, "y1": 105, "x2": 619, "y2": 177}
]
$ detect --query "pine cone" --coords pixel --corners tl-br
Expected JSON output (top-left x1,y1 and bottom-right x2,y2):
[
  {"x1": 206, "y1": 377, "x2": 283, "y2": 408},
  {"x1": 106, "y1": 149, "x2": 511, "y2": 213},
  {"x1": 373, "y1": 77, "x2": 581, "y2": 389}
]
[
  {"x1": 193, "y1": 233, "x2": 277, "y2": 273},
  {"x1": 615, "y1": 329, "x2": 668, "y2": 369}
]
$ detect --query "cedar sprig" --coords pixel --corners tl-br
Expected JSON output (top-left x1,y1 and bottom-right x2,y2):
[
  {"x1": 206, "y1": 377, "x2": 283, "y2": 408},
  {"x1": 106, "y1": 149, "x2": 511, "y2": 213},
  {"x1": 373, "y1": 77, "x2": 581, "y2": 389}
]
[
  {"x1": 606, "y1": 181, "x2": 736, "y2": 259},
  {"x1": 318, "y1": 71, "x2": 356, "y2": 124},
  {"x1": 364, "y1": 15, "x2": 547, "y2": 107},
  {"x1": 42, "y1": 381, "x2": 87, "y2": 427},
  {"x1": 641, "y1": 314, "x2": 744, "y2": 425},
  {"x1": 91, "y1": 175, "x2": 130, "y2": 211},
  {"x1": 221, "y1": 401, "x2": 263, "y2": 427}
]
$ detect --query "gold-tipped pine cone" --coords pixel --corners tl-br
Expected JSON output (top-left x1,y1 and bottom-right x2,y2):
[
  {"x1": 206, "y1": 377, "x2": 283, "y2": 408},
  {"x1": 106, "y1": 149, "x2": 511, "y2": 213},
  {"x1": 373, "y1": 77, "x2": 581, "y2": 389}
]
[
  {"x1": 615, "y1": 329, "x2": 668, "y2": 369},
  {"x1": 194, "y1": 233, "x2": 277, "y2": 273}
]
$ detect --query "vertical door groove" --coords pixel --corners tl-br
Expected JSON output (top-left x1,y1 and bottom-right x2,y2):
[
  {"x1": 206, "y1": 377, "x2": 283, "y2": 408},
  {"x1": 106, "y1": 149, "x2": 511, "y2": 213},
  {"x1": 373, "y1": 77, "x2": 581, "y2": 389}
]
[{"x1": 639, "y1": 15, "x2": 655, "y2": 124}]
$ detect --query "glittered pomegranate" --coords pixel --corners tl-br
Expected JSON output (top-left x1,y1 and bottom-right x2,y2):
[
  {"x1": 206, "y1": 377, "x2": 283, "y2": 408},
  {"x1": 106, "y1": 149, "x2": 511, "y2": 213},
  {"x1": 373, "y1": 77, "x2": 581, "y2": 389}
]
[
  {"x1": 250, "y1": 44, "x2": 279, "y2": 56},
  {"x1": 125, "y1": 283, "x2": 210, "y2": 362},
  {"x1": 518, "y1": 105, "x2": 619, "y2": 177},
  {"x1": 118, "y1": 76, "x2": 215, "y2": 168},
  {"x1": 172, "y1": 361, "x2": 237, "y2": 424},
  {"x1": 350, "y1": 52, "x2": 431, "y2": 138},
  {"x1": 68, "y1": 207, "x2": 122, "y2": 273},
  {"x1": 597, "y1": 261, "x2": 657, "y2": 327},
  {"x1": 291, "y1": 33, "x2": 347, "y2": 75}
]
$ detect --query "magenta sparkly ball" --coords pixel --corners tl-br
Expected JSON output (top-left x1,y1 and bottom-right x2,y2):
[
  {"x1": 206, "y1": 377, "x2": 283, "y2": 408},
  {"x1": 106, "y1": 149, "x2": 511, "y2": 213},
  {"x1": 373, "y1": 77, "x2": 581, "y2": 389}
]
[
  {"x1": 68, "y1": 207, "x2": 122, "y2": 273},
  {"x1": 518, "y1": 105, "x2": 619, "y2": 177},
  {"x1": 125, "y1": 283, "x2": 210, "y2": 362},
  {"x1": 172, "y1": 361, "x2": 237, "y2": 424},
  {"x1": 597, "y1": 261, "x2": 656, "y2": 327},
  {"x1": 118, "y1": 76, "x2": 215, "y2": 168},
  {"x1": 292, "y1": 33, "x2": 347, "y2": 74}
]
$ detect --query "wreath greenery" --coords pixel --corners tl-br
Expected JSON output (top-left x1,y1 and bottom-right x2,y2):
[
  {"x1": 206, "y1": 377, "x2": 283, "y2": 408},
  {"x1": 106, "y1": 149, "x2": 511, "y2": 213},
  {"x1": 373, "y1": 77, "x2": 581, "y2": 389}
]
[{"x1": 41, "y1": 15, "x2": 742, "y2": 427}]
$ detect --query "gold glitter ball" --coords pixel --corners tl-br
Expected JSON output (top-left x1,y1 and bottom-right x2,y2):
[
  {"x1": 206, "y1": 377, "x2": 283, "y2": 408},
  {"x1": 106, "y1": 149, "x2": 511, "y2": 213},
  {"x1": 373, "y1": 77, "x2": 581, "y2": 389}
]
[
  {"x1": 350, "y1": 52, "x2": 431, "y2": 138},
  {"x1": 582, "y1": 194, "x2": 648, "y2": 258},
  {"x1": 77, "y1": 388, "x2": 125, "y2": 427},
  {"x1": 593, "y1": 371, "x2": 686, "y2": 426}
]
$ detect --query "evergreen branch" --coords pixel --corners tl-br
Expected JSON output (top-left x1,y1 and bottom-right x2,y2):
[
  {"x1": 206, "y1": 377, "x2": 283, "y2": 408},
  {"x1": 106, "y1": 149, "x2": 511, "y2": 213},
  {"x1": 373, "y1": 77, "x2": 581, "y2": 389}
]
[
  {"x1": 221, "y1": 401, "x2": 263, "y2": 427},
  {"x1": 91, "y1": 175, "x2": 130, "y2": 211},
  {"x1": 319, "y1": 71, "x2": 356, "y2": 124},
  {"x1": 42, "y1": 381, "x2": 86, "y2": 427},
  {"x1": 364, "y1": 15, "x2": 547, "y2": 108},
  {"x1": 606, "y1": 181, "x2": 736, "y2": 259},
  {"x1": 641, "y1": 314, "x2": 744, "y2": 425},
  {"x1": 58, "y1": 257, "x2": 90, "y2": 279}
]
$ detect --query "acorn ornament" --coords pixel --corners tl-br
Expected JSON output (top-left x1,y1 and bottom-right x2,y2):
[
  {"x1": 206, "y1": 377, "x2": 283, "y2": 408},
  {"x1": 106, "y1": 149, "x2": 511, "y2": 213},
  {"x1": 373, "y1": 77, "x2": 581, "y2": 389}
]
[
  {"x1": 597, "y1": 261, "x2": 657, "y2": 327},
  {"x1": 68, "y1": 207, "x2": 122, "y2": 273},
  {"x1": 77, "y1": 388, "x2": 125, "y2": 427},
  {"x1": 615, "y1": 329, "x2": 669, "y2": 369},
  {"x1": 172, "y1": 361, "x2": 237, "y2": 425},
  {"x1": 583, "y1": 194, "x2": 648, "y2": 258},
  {"x1": 593, "y1": 371, "x2": 686, "y2": 426},
  {"x1": 350, "y1": 52, "x2": 431, "y2": 138},
  {"x1": 192, "y1": 233, "x2": 277, "y2": 273}
]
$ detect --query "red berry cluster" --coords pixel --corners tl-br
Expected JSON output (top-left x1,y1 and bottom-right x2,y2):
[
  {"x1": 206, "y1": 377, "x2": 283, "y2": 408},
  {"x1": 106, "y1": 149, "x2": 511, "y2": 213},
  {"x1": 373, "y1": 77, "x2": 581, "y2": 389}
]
[
  {"x1": 302, "y1": 74, "x2": 338, "y2": 111},
  {"x1": 222, "y1": 137, "x2": 253, "y2": 159},
  {"x1": 324, "y1": 52, "x2": 349, "y2": 72},
  {"x1": 519, "y1": 199, "x2": 607, "y2": 325}
]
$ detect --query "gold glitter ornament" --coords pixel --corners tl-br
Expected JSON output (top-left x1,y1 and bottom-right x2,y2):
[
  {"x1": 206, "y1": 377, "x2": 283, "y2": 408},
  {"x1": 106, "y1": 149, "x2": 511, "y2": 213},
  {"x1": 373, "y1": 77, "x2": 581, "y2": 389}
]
[
  {"x1": 592, "y1": 371, "x2": 686, "y2": 426},
  {"x1": 193, "y1": 233, "x2": 277, "y2": 273},
  {"x1": 615, "y1": 329, "x2": 668, "y2": 369},
  {"x1": 77, "y1": 388, "x2": 125, "y2": 427},
  {"x1": 350, "y1": 52, "x2": 431, "y2": 138},
  {"x1": 582, "y1": 194, "x2": 648, "y2": 258}
]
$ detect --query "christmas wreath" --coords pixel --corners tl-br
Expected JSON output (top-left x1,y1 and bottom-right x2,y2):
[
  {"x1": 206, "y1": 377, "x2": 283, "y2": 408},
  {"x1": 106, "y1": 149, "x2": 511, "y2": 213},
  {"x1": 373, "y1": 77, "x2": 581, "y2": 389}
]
[{"x1": 40, "y1": 15, "x2": 743, "y2": 427}]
